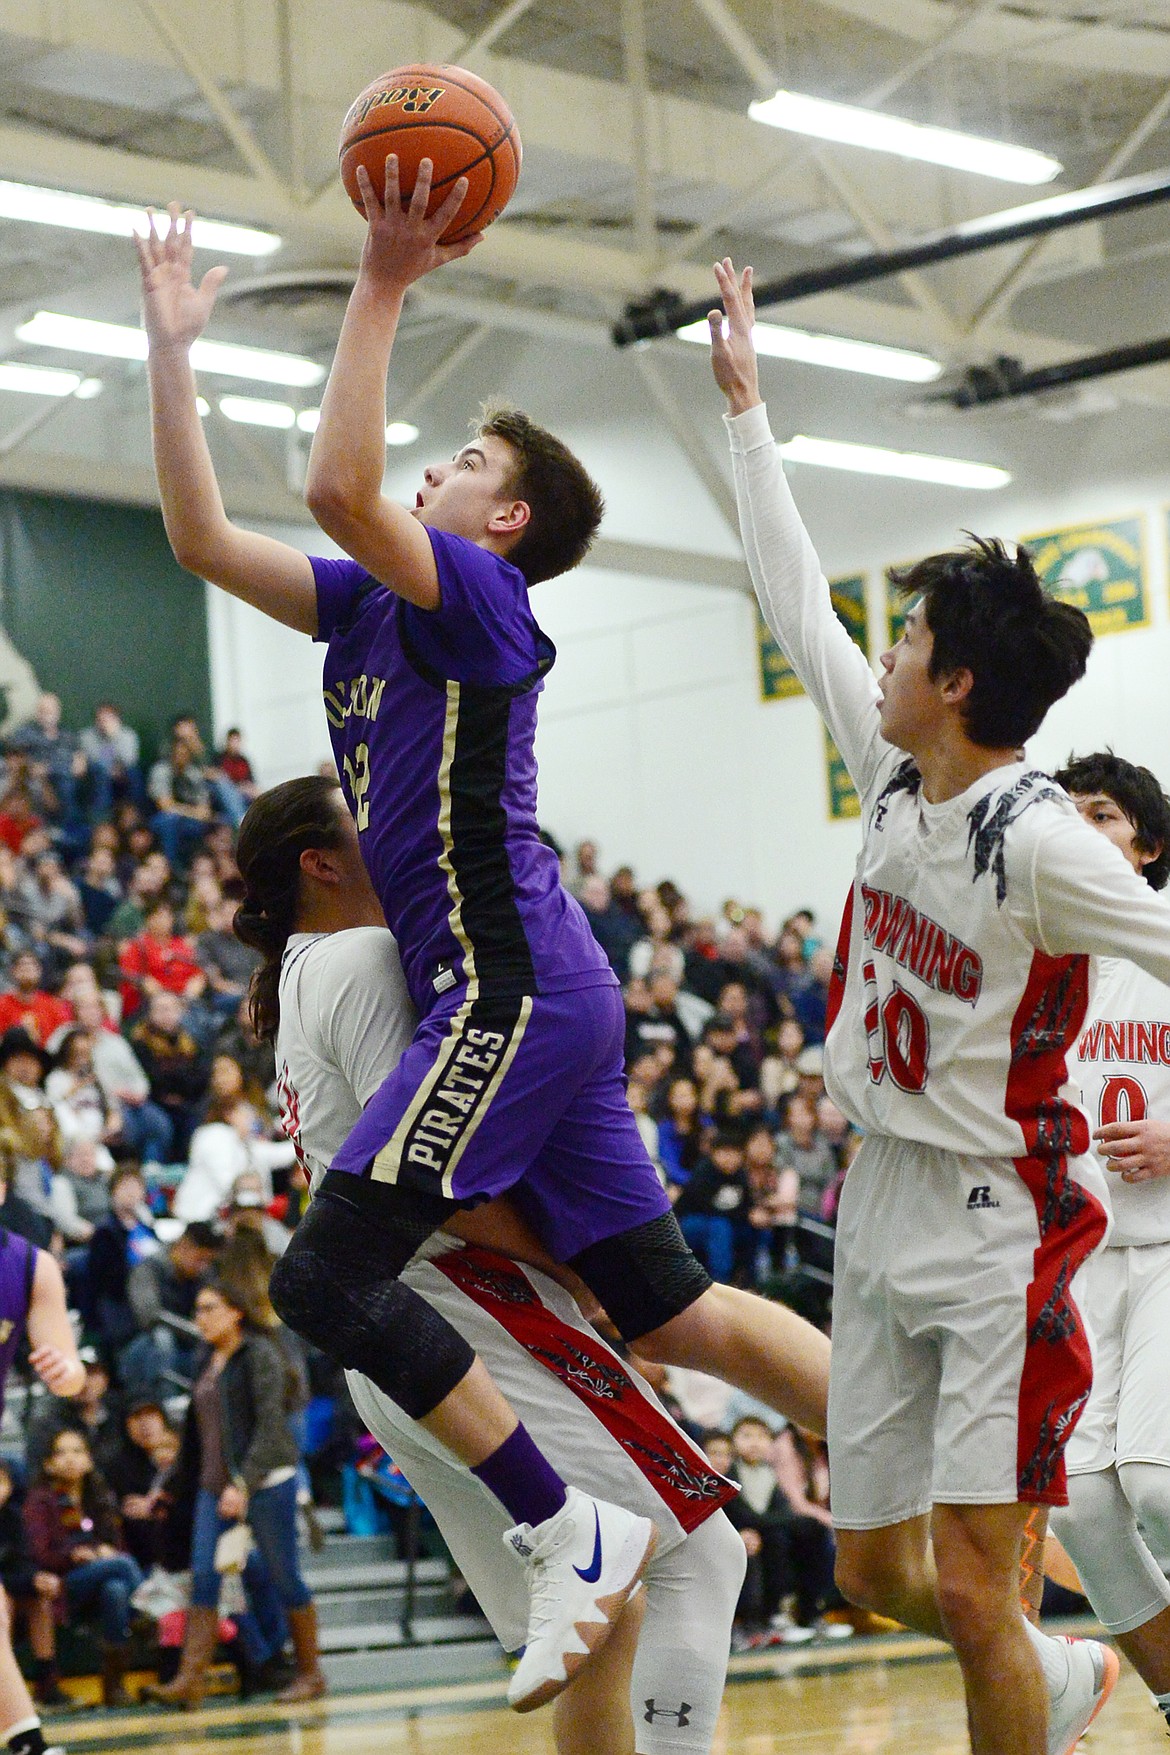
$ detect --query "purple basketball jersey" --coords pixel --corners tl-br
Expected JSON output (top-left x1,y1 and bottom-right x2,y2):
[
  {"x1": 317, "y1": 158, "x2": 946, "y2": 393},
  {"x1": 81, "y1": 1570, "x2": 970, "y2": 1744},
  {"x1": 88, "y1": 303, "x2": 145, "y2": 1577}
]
[
  {"x1": 0, "y1": 1226, "x2": 36, "y2": 1423},
  {"x1": 313, "y1": 530, "x2": 614, "y2": 1016}
]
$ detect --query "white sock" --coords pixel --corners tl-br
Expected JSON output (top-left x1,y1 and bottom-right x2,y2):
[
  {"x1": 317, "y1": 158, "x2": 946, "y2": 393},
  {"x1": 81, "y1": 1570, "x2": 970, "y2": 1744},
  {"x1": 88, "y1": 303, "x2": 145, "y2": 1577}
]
[{"x1": 1022, "y1": 1617, "x2": 1073, "y2": 1703}]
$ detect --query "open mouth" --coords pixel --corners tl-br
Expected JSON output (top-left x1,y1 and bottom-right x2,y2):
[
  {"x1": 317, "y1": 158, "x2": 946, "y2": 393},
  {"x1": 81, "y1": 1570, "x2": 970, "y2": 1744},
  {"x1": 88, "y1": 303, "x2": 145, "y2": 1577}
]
[{"x1": 415, "y1": 492, "x2": 425, "y2": 509}]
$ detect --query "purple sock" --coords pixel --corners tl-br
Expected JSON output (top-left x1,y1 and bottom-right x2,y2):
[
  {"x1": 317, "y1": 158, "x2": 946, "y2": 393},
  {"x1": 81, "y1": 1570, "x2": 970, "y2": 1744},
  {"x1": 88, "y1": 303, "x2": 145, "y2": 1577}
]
[{"x1": 471, "y1": 1423, "x2": 569, "y2": 1528}]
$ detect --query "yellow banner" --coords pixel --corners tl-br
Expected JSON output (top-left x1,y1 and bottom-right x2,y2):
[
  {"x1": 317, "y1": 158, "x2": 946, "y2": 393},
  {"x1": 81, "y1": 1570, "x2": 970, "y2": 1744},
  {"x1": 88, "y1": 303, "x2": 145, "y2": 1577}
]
[
  {"x1": 825, "y1": 727, "x2": 861, "y2": 820},
  {"x1": 1025, "y1": 517, "x2": 1148, "y2": 635},
  {"x1": 757, "y1": 572, "x2": 868, "y2": 701}
]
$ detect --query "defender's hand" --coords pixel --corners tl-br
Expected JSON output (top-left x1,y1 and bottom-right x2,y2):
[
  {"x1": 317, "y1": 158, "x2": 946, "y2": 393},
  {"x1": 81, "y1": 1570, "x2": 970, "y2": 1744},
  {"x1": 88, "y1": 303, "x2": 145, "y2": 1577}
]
[
  {"x1": 709, "y1": 258, "x2": 763, "y2": 416},
  {"x1": 354, "y1": 155, "x2": 482, "y2": 292},
  {"x1": 1095, "y1": 1117, "x2": 1170, "y2": 1182},
  {"x1": 135, "y1": 204, "x2": 228, "y2": 353}
]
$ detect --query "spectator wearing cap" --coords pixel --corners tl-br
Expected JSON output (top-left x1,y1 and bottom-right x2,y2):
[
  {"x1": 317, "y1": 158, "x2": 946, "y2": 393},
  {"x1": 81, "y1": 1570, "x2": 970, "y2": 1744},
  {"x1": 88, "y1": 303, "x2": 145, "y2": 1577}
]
[
  {"x1": 117, "y1": 897, "x2": 205, "y2": 1021},
  {"x1": 128, "y1": 991, "x2": 210, "y2": 1161},
  {"x1": 0, "y1": 1024, "x2": 52, "y2": 1106},
  {"x1": 122, "y1": 1221, "x2": 221, "y2": 1398},
  {"x1": 83, "y1": 1166, "x2": 158, "y2": 1360},
  {"x1": 0, "y1": 953, "x2": 72, "y2": 1046}
]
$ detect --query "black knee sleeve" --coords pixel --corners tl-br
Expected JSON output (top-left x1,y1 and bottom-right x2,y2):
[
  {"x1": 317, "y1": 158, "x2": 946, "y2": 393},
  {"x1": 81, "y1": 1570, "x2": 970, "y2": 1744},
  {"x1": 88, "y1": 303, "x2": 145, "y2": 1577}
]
[
  {"x1": 569, "y1": 1211, "x2": 713, "y2": 1343},
  {"x1": 270, "y1": 1173, "x2": 475, "y2": 1420}
]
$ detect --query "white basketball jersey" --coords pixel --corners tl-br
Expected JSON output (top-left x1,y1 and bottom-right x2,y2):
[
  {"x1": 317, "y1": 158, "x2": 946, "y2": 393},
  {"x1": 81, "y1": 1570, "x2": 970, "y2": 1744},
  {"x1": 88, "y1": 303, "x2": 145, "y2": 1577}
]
[
  {"x1": 1074, "y1": 958, "x2": 1170, "y2": 1247},
  {"x1": 727, "y1": 402, "x2": 1170, "y2": 1172}
]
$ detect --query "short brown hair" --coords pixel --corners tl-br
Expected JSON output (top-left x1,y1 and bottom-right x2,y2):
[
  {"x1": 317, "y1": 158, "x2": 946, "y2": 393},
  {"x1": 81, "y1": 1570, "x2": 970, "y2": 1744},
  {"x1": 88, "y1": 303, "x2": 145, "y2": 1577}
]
[{"x1": 478, "y1": 406, "x2": 604, "y2": 586}]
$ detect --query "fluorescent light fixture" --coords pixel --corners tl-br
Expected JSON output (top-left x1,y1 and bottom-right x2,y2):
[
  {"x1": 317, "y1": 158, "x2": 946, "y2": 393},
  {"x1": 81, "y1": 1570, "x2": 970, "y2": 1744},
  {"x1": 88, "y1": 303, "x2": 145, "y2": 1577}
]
[
  {"x1": 385, "y1": 420, "x2": 419, "y2": 446},
  {"x1": 678, "y1": 318, "x2": 940, "y2": 382},
  {"x1": 0, "y1": 362, "x2": 82, "y2": 396},
  {"x1": 75, "y1": 377, "x2": 104, "y2": 400},
  {"x1": 296, "y1": 408, "x2": 319, "y2": 434},
  {"x1": 0, "y1": 179, "x2": 280, "y2": 254},
  {"x1": 749, "y1": 90, "x2": 1061, "y2": 186},
  {"x1": 16, "y1": 312, "x2": 324, "y2": 387},
  {"x1": 196, "y1": 397, "x2": 210, "y2": 418},
  {"x1": 219, "y1": 395, "x2": 296, "y2": 429},
  {"x1": 779, "y1": 433, "x2": 1010, "y2": 490}
]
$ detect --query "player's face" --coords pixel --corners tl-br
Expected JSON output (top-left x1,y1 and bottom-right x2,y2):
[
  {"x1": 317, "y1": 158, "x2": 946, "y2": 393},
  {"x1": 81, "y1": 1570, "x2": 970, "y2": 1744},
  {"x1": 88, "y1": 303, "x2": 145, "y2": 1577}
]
[
  {"x1": 877, "y1": 600, "x2": 965, "y2": 755},
  {"x1": 1071, "y1": 791, "x2": 1157, "y2": 875},
  {"x1": 412, "y1": 435, "x2": 524, "y2": 541}
]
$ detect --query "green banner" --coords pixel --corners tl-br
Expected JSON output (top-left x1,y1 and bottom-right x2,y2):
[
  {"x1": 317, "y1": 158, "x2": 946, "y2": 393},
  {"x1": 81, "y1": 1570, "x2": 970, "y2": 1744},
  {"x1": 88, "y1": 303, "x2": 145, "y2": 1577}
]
[
  {"x1": 757, "y1": 572, "x2": 868, "y2": 701},
  {"x1": 1025, "y1": 517, "x2": 1148, "y2": 635},
  {"x1": 825, "y1": 727, "x2": 861, "y2": 820}
]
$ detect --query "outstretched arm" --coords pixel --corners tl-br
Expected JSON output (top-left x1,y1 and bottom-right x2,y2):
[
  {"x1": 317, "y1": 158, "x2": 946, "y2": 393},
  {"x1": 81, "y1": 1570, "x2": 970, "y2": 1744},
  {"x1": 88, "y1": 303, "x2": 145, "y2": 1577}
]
[
  {"x1": 136, "y1": 207, "x2": 317, "y2": 634},
  {"x1": 305, "y1": 157, "x2": 479, "y2": 609},
  {"x1": 710, "y1": 259, "x2": 888, "y2": 798},
  {"x1": 27, "y1": 1250, "x2": 85, "y2": 1398}
]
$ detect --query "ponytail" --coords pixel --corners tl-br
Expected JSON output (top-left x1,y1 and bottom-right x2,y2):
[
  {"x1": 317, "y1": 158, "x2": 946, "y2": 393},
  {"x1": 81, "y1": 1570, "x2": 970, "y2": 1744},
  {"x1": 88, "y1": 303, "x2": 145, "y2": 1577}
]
[{"x1": 234, "y1": 775, "x2": 345, "y2": 1041}]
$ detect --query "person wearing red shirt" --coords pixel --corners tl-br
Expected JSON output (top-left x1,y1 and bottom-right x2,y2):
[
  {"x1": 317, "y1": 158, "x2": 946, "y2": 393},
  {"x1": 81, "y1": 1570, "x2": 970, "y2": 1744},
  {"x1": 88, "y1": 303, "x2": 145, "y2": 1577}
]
[
  {"x1": 0, "y1": 952, "x2": 72, "y2": 1046},
  {"x1": 117, "y1": 898, "x2": 206, "y2": 1020}
]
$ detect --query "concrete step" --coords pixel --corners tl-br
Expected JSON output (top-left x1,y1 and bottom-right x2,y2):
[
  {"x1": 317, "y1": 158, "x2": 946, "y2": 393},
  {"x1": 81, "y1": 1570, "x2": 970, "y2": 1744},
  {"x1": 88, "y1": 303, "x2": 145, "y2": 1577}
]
[
  {"x1": 316, "y1": 1584, "x2": 455, "y2": 1628},
  {"x1": 304, "y1": 1532, "x2": 400, "y2": 1570},
  {"x1": 320, "y1": 1637, "x2": 505, "y2": 1692},
  {"x1": 306, "y1": 1556, "x2": 451, "y2": 1595},
  {"x1": 318, "y1": 1614, "x2": 494, "y2": 1654}
]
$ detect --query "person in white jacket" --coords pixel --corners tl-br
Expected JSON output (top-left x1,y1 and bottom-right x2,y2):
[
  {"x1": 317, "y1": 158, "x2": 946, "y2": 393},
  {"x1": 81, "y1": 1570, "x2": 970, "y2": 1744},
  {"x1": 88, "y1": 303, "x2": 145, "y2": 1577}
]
[{"x1": 172, "y1": 1104, "x2": 295, "y2": 1223}]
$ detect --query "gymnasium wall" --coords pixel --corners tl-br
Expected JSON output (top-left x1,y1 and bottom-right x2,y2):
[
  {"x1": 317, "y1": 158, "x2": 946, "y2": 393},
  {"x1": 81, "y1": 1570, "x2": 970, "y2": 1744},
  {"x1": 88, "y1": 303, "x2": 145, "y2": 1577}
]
[
  {"x1": 207, "y1": 460, "x2": 1170, "y2": 934},
  {"x1": 0, "y1": 489, "x2": 213, "y2": 761}
]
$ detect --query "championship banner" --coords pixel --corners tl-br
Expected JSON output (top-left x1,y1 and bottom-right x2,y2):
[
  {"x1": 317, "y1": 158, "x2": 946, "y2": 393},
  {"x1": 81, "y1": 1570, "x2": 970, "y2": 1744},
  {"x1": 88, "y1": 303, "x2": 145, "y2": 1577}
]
[
  {"x1": 1025, "y1": 517, "x2": 1148, "y2": 635},
  {"x1": 825, "y1": 727, "x2": 860, "y2": 820},
  {"x1": 757, "y1": 572, "x2": 868, "y2": 701}
]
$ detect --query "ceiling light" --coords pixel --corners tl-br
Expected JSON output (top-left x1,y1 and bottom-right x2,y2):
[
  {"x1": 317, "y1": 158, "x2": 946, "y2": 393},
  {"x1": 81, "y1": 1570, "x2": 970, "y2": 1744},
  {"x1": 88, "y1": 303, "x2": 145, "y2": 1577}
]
[
  {"x1": 16, "y1": 313, "x2": 324, "y2": 387},
  {"x1": 0, "y1": 179, "x2": 280, "y2": 254},
  {"x1": 749, "y1": 90, "x2": 1061, "y2": 186},
  {"x1": 678, "y1": 318, "x2": 940, "y2": 382},
  {"x1": 74, "y1": 378, "x2": 104, "y2": 400},
  {"x1": 385, "y1": 421, "x2": 419, "y2": 446},
  {"x1": 196, "y1": 397, "x2": 210, "y2": 418},
  {"x1": 0, "y1": 362, "x2": 82, "y2": 396},
  {"x1": 218, "y1": 395, "x2": 296, "y2": 429},
  {"x1": 296, "y1": 408, "x2": 319, "y2": 433},
  {"x1": 778, "y1": 434, "x2": 1010, "y2": 489}
]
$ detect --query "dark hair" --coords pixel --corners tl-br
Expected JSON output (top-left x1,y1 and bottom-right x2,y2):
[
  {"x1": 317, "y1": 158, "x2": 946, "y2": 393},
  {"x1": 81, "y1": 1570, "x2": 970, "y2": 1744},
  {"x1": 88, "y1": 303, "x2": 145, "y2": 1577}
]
[
  {"x1": 477, "y1": 406, "x2": 604, "y2": 586},
  {"x1": 1053, "y1": 750, "x2": 1170, "y2": 890},
  {"x1": 179, "y1": 1220, "x2": 222, "y2": 1253},
  {"x1": 731, "y1": 1414, "x2": 773, "y2": 1437},
  {"x1": 234, "y1": 776, "x2": 346, "y2": 1041},
  {"x1": 891, "y1": 536, "x2": 1092, "y2": 747}
]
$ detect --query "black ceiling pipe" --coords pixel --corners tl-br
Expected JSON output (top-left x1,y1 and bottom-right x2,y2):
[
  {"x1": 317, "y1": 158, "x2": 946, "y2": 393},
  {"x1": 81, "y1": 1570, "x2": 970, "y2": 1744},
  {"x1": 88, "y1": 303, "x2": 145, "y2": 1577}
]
[
  {"x1": 934, "y1": 334, "x2": 1170, "y2": 407},
  {"x1": 612, "y1": 163, "x2": 1170, "y2": 347}
]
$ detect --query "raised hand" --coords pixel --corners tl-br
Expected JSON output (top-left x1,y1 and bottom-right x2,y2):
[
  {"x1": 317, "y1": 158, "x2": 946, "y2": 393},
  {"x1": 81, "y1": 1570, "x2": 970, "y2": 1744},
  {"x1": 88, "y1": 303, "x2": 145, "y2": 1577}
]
[
  {"x1": 354, "y1": 154, "x2": 483, "y2": 291},
  {"x1": 135, "y1": 203, "x2": 228, "y2": 353},
  {"x1": 709, "y1": 257, "x2": 763, "y2": 416}
]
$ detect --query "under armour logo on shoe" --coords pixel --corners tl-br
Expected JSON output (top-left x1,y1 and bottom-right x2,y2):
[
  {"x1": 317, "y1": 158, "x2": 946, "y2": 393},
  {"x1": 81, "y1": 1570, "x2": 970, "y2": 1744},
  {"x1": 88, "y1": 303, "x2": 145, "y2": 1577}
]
[
  {"x1": 644, "y1": 1700, "x2": 692, "y2": 1726},
  {"x1": 967, "y1": 1186, "x2": 1000, "y2": 1210}
]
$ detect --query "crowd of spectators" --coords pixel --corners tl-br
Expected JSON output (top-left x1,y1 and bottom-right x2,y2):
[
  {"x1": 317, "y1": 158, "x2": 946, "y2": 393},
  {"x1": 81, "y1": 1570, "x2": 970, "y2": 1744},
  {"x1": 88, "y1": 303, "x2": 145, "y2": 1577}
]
[{"x1": 0, "y1": 691, "x2": 864, "y2": 1701}]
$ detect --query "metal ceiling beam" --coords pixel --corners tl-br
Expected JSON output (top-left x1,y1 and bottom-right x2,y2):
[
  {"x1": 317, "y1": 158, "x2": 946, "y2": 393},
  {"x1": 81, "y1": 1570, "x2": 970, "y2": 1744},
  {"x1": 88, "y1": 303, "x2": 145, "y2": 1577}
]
[
  {"x1": 613, "y1": 162, "x2": 1170, "y2": 345},
  {"x1": 685, "y1": 0, "x2": 775, "y2": 98},
  {"x1": 391, "y1": 324, "x2": 493, "y2": 424},
  {"x1": 453, "y1": 0, "x2": 541, "y2": 65},
  {"x1": 130, "y1": 0, "x2": 284, "y2": 192},
  {"x1": 935, "y1": 332, "x2": 1170, "y2": 407}
]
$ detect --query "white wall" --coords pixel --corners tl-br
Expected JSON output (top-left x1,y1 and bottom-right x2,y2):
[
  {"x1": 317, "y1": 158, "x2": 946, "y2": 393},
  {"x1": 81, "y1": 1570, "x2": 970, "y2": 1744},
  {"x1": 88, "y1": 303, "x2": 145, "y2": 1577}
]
[{"x1": 207, "y1": 429, "x2": 1170, "y2": 936}]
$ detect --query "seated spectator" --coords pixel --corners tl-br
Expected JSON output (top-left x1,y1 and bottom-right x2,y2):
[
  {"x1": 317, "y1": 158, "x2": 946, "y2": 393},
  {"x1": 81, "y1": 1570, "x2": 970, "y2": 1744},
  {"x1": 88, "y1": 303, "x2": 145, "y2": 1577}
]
[
  {"x1": 117, "y1": 897, "x2": 206, "y2": 1022},
  {"x1": 11, "y1": 853, "x2": 88, "y2": 981},
  {"x1": 673, "y1": 1130, "x2": 753, "y2": 1284},
  {"x1": 567, "y1": 837, "x2": 599, "y2": 898},
  {"x1": 7, "y1": 694, "x2": 86, "y2": 828},
  {"x1": 174, "y1": 1100, "x2": 295, "y2": 1224},
  {"x1": 183, "y1": 865, "x2": 223, "y2": 940},
  {"x1": 200, "y1": 1052, "x2": 250, "y2": 1125},
  {"x1": 776, "y1": 1093, "x2": 837, "y2": 1216},
  {"x1": 624, "y1": 965, "x2": 692, "y2": 1071},
  {"x1": 214, "y1": 994, "x2": 276, "y2": 1103},
  {"x1": 724, "y1": 1416, "x2": 838, "y2": 1641},
  {"x1": 76, "y1": 842, "x2": 123, "y2": 939},
  {"x1": 0, "y1": 1134, "x2": 54, "y2": 1251},
  {"x1": 716, "y1": 979, "x2": 765, "y2": 1078},
  {"x1": 22, "y1": 1429, "x2": 143, "y2": 1705},
  {"x1": 703, "y1": 1010, "x2": 762, "y2": 1099},
  {"x1": 0, "y1": 760, "x2": 44, "y2": 857},
  {"x1": 745, "y1": 1123, "x2": 798, "y2": 1278},
  {"x1": 128, "y1": 991, "x2": 209, "y2": 1160},
  {"x1": 83, "y1": 1165, "x2": 159, "y2": 1359},
  {"x1": 49, "y1": 1138, "x2": 112, "y2": 1245},
  {"x1": 173, "y1": 716, "x2": 248, "y2": 831},
  {"x1": 105, "y1": 854, "x2": 169, "y2": 944},
  {"x1": 655, "y1": 1075, "x2": 704, "y2": 1191},
  {"x1": 792, "y1": 946, "x2": 834, "y2": 1046},
  {"x1": 103, "y1": 1400, "x2": 177, "y2": 1573},
  {"x1": 0, "y1": 1458, "x2": 65, "y2": 1705},
  {"x1": 46, "y1": 1027, "x2": 120, "y2": 1157},
  {"x1": 691, "y1": 1040, "x2": 741, "y2": 1127},
  {"x1": 196, "y1": 897, "x2": 259, "y2": 1021},
  {"x1": 214, "y1": 729, "x2": 258, "y2": 806},
  {"x1": 721, "y1": 1415, "x2": 798, "y2": 1637},
  {"x1": 579, "y1": 874, "x2": 642, "y2": 982},
  {"x1": 11, "y1": 1097, "x2": 63, "y2": 1223},
  {"x1": 122, "y1": 1220, "x2": 220, "y2": 1398},
  {"x1": 148, "y1": 736, "x2": 213, "y2": 870},
  {"x1": 0, "y1": 953, "x2": 72, "y2": 1046},
  {"x1": 70, "y1": 989, "x2": 172, "y2": 1165},
  {"x1": 222, "y1": 1170, "x2": 291, "y2": 1258},
  {"x1": 79, "y1": 703, "x2": 144, "y2": 819},
  {"x1": 760, "y1": 1017, "x2": 805, "y2": 1115},
  {"x1": 623, "y1": 1076, "x2": 661, "y2": 1185},
  {"x1": 26, "y1": 1351, "x2": 123, "y2": 1478},
  {"x1": 0, "y1": 1025, "x2": 51, "y2": 1107}
]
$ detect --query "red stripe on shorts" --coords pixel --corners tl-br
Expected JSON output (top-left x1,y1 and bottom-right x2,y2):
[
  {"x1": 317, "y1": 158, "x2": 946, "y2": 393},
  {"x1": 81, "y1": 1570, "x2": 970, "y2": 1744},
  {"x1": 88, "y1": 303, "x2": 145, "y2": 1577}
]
[
  {"x1": 433, "y1": 1245, "x2": 737, "y2": 1532},
  {"x1": 1005, "y1": 950, "x2": 1107, "y2": 1506}
]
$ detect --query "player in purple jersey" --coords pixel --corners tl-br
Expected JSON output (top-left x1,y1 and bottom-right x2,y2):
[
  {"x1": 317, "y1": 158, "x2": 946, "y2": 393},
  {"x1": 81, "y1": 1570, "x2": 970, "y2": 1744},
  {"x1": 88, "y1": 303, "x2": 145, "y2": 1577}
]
[
  {"x1": 0, "y1": 1216, "x2": 84, "y2": 1755},
  {"x1": 137, "y1": 191, "x2": 829, "y2": 1710}
]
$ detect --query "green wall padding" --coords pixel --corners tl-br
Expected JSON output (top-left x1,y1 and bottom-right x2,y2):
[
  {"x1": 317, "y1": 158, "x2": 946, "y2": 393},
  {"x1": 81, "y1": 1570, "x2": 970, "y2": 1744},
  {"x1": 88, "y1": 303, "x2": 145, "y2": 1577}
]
[{"x1": 0, "y1": 489, "x2": 212, "y2": 764}]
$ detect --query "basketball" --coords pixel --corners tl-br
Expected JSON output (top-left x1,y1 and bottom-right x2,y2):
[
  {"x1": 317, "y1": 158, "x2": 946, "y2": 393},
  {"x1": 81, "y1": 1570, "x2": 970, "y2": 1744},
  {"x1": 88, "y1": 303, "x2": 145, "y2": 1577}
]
[{"x1": 338, "y1": 64, "x2": 521, "y2": 244}]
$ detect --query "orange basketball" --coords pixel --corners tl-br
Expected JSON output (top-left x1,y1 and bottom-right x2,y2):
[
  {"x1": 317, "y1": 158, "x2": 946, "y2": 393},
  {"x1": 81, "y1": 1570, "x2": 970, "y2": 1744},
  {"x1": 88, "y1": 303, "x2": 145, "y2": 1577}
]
[{"x1": 339, "y1": 64, "x2": 521, "y2": 244}]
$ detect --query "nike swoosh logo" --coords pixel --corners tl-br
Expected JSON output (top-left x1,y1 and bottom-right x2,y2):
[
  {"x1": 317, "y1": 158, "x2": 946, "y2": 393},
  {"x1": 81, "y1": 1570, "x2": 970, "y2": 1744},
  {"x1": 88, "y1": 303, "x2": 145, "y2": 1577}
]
[{"x1": 573, "y1": 1507, "x2": 603, "y2": 1583}]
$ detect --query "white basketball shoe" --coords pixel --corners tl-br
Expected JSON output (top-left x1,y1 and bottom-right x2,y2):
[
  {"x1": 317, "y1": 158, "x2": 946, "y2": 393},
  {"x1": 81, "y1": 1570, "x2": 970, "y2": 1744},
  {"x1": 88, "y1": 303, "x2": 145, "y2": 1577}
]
[
  {"x1": 504, "y1": 1485, "x2": 658, "y2": 1712},
  {"x1": 1046, "y1": 1635, "x2": 1119, "y2": 1755}
]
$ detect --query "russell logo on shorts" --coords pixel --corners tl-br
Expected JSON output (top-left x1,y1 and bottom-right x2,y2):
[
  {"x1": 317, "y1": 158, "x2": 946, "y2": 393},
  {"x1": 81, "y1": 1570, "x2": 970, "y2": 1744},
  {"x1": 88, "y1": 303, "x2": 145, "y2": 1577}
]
[{"x1": 967, "y1": 1185, "x2": 1001, "y2": 1210}]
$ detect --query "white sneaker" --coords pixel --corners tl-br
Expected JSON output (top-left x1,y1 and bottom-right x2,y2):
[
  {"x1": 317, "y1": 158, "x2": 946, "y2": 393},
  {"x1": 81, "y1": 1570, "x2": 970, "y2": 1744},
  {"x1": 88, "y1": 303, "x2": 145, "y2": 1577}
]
[
  {"x1": 1046, "y1": 1636, "x2": 1119, "y2": 1755},
  {"x1": 505, "y1": 1486, "x2": 658, "y2": 1712}
]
